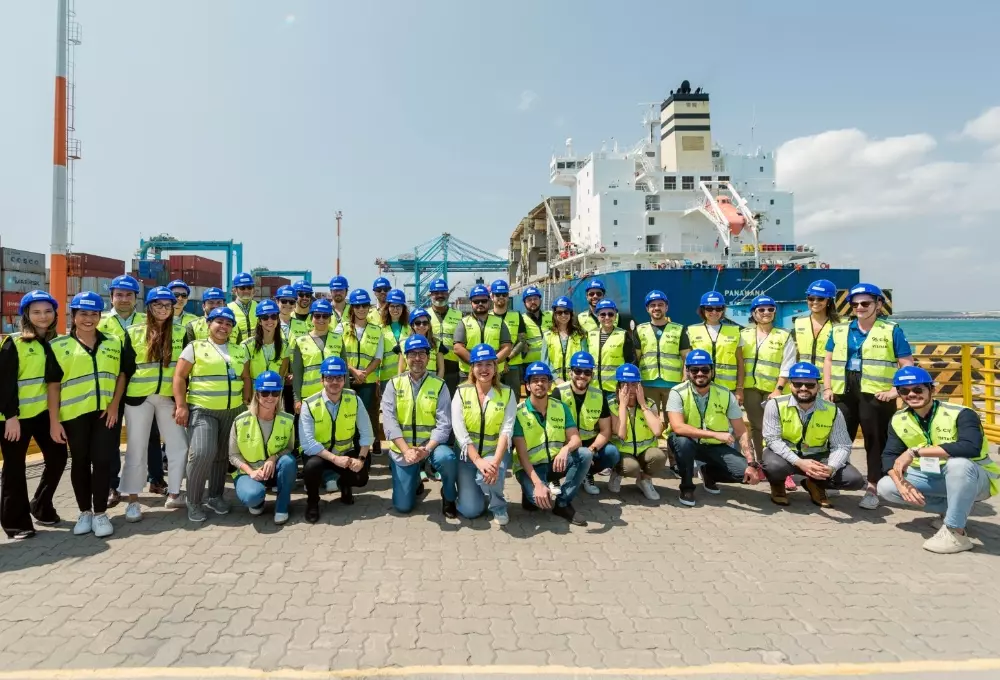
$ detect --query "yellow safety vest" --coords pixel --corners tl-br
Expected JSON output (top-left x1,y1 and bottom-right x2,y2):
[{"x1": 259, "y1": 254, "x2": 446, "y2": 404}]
[
  {"x1": 367, "y1": 305, "x2": 385, "y2": 327},
  {"x1": 186, "y1": 340, "x2": 249, "y2": 410},
  {"x1": 4, "y1": 334, "x2": 49, "y2": 419},
  {"x1": 674, "y1": 380, "x2": 732, "y2": 445},
  {"x1": 342, "y1": 323, "x2": 382, "y2": 384},
  {"x1": 228, "y1": 300, "x2": 259, "y2": 338},
  {"x1": 521, "y1": 312, "x2": 548, "y2": 364},
  {"x1": 51, "y1": 333, "x2": 122, "y2": 422},
  {"x1": 492, "y1": 311, "x2": 523, "y2": 370},
  {"x1": 287, "y1": 315, "x2": 313, "y2": 343},
  {"x1": 295, "y1": 332, "x2": 344, "y2": 399},
  {"x1": 188, "y1": 317, "x2": 243, "y2": 345},
  {"x1": 231, "y1": 411, "x2": 295, "y2": 479},
  {"x1": 173, "y1": 312, "x2": 200, "y2": 328},
  {"x1": 126, "y1": 324, "x2": 186, "y2": 398},
  {"x1": 578, "y1": 310, "x2": 617, "y2": 333},
  {"x1": 741, "y1": 326, "x2": 789, "y2": 393},
  {"x1": 543, "y1": 330, "x2": 586, "y2": 383},
  {"x1": 514, "y1": 397, "x2": 567, "y2": 471},
  {"x1": 829, "y1": 320, "x2": 898, "y2": 395},
  {"x1": 636, "y1": 322, "x2": 684, "y2": 383},
  {"x1": 458, "y1": 315, "x2": 503, "y2": 373},
  {"x1": 305, "y1": 389, "x2": 359, "y2": 454},
  {"x1": 379, "y1": 324, "x2": 412, "y2": 381},
  {"x1": 607, "y1": 395, "x2": 657, "y2": 456},
  {"x1": 98, "y1": 312, "x2": 146, "y2": 343},
  {"x1": 685, "y1": 324, "x2": 740, "y2": 390},
  {"x1": 588, "y1": 328, "x2": 626, "y2": 392},
  {"x1": 242, "y1": 337, "x2": 290, "y2": 382},
  {"x1": 457, "y1": 383, "x2": 512, "y2": 453},
  {"x1": 429, "y1": 307, "x2": 463, "y2": 363},
  {"x1": 793, "y1": 316, "x2": 832, "y2": 368},
  {"x1": 388, "y1": 373, "x2": 444, "y2": 453},
  {"x1": 775, "y1": 395, "x2": 837, "y2": 459},
  {"x1": 559, "y1": 384, "x2": 604, "y2": 441}
]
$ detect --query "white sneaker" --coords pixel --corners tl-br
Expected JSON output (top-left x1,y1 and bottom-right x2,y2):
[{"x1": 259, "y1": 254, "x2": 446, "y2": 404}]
[
  {"x1": 164, "y1": 494, "x2": 186, "y2": 509},
  {"x1": 858, "y1": 490, "x2": 880, "y2": 510},
  {"x1": 124, "y1": 502, "x2": 142, "y2": 523},
  {"x1": 492, "y1": 508, "x2": 509, "y2": 527},
  {"x1": 325, "y1": 478, "x2": 338, "y2": 493},
  {"x1": 73, "y1": 511, "x2": 94, "y2": 535},
  {"x1": 93, "y1": 513, "x2": 114, "y2": 538},
  {"x1": 582, "y1": 477, "x2": 600, "y2": 495},
  {"x1": 637, "y1": 477, "x2": 660, "y2": 501},
  {"x1": 274, "y1": 511, "x2": 289, "y2": 525},
  {"x1": 608, "y1": 472, "x2": 623, "y2": 494},
  {"x1": 249, "y1": 503, "x2": 265, "y2": 516},
  {"x1": 923, "y1": 524, "x2": 974, "y2": 554}
]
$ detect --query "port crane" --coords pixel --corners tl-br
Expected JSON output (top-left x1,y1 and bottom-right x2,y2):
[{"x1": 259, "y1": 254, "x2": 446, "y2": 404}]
[
  {"x1": 137, "y1": 235, "x2": 244, "y2": 295},
  {"x1": 252, "y1": 268, "x2": 313, "y2": 284}
]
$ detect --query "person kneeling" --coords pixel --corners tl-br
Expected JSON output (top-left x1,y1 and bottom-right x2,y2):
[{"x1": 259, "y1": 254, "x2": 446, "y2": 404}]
[
  {"x1": 761, "y1": 362, "x2": 864, "y2": 507},
  {"x1": 513, "y1": 362, "x2": 592, "y2": 526},
  {"x1": 299, "y1": 356, "x2": 374, "y2": 523},
  {"x1": 607, "y1": 363, "x2": 665, "y2": 500},
  {"x1": 877, "y1": 367, "x2": 999, "y2": 554},
  {"x1": 558, "y1": 351, "x2": 621, "y2": 496},
  {"x1": 230, "y1": 371, "x2": 297, "y2": 524}
]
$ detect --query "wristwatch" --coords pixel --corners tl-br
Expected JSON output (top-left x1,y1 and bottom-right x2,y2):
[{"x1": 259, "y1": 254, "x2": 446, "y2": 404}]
[
  {"x1": 747, "y1": 461, "x2": 762, "y2": 470},
  {"x1": 911, "y1": 447, "x2": 922, "y2": 457}
]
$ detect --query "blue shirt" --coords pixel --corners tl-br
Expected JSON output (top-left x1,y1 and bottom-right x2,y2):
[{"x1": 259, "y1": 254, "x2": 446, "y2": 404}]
[
  {"x1": 299, "y1": 391, "x2": 375, "y2": 456},
  {"x1": 513, "y1": 398, "x2": 576, "y2": 437},
  {"x1": 825, "y1": 320, "x2": 911, "y2": 372}
]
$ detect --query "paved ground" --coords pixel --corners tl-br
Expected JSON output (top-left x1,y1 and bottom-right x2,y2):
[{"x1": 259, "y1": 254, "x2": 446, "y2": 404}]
[{"x1": 0, "y1": 446, "x2": 999, "y2": 679}]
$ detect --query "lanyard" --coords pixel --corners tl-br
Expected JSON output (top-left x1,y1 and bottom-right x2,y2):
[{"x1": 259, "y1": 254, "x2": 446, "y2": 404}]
[
  {"x1": 796, "y1": 408, "x2": 815, "y2": 453},
  {"x1": 912, "y1": 401, "x2": 938, "y2": 446}
]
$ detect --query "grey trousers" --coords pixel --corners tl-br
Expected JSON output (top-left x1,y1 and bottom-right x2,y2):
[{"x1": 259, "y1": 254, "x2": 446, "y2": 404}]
[
  {"x1": 186, "y1": 405, "x2": 245, "y2": 505},
  {"x1": 742, "y1": 387, "x2": 769, "y2": 461},
  {"x1": 761, "y1": 447, "x2": 866, "y2": 490}
]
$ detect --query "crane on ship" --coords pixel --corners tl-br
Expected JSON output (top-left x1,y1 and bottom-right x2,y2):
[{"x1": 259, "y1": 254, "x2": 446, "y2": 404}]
[{"x1": 136, "y1": 234, "x2": 244, "y2": 295}]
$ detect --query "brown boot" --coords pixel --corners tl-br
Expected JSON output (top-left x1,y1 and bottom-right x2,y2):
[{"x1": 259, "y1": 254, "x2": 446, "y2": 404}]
[
  {"x1": 769, "y1": 483, "x2": 790, "y2": 506},
  {"x1": 804, "y1": 478, "x2": 831, "y2": 508}
]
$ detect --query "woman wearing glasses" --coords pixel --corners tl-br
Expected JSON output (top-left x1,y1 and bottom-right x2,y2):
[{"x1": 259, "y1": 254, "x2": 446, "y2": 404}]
[
  {"x1": 340, "y1": 289, "x2": 384, "y2": 456},
  {"x1": 794, "y1": 280, "x2": 840, "y2": 372},
  {"x1": 400, "y1": 308, "x2": 445, "y2": 378},
  {"x1": 242, "y1": 299, "x2": 290, "y2": 387},
  {"x1": 683, "y1": 290, "x2": 744, "y2": 397},
  {"x1": 379, "y1": 289, "x2": 410, "y2": 383},
  {"x1": 824, "y1": 283, "x2": 913, "y2": 510},
  {"x1": 588, "y1": 299, "x2": 632, "y2": 397},
  {"x1": 290, "y1": 299, "x2": 344, "y2": 413},
  {"x1": 541, "y1": 297, "x2": 587, "y2": 384}
]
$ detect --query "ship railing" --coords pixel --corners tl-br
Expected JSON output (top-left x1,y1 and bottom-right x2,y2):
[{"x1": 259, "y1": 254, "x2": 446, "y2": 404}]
[{"x1": 911, "y1": 342, "x2": 1000, "y2": 444}]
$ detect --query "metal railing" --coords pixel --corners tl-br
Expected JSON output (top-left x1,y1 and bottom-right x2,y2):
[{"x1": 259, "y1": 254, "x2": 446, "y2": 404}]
[{"x1": 912, "y1": 342, "x2": 1000, "y2": 443}]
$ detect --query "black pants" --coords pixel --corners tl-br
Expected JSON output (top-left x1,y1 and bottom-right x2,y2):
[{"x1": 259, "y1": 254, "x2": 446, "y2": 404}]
[
  {"x1": 670, "y1": 435, "x2": 749, "y2": 492},
  {"x1": 353, "y1": 383, "x2": 381, "y2": 454},
  {"x1": 834, "y1": 371, "x2": 897, "y2": 484},
  {"x1": 282, "y1": 383, "x2": 301, "y2": 452},
  {"x1": 441, "y1": 359, "x2": 461, "y2": 401},
  {"x1": 147, "y1": 417, "x2": 164, "y2": 484},
  {"x1": 107, "y1": 400, "x2": 125, "y2": 491},
  {"x1": 761, "y1": 448, "x2": 867, "y2": 490},
  {"x1": 65, "y1": 410, "x2": 119, "y2": 514},
  {"x1": 302, "y1": 454, "x2": 371, "y2": 504},
  {"x1": 0, "y1": 412, "x2": 68, "y2": 534}
]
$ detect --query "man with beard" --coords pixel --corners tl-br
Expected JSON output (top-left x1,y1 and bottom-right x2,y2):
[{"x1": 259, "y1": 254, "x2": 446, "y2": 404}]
[
  {"x1": 425, "y1": 278, "x2": 464, "y2": 397},
  {"x1": 327, "y1": 276, "x2": 349, "y2": 326},
  {"x1": 368, "y1": 277, "x2": 392, "y2": 325}
]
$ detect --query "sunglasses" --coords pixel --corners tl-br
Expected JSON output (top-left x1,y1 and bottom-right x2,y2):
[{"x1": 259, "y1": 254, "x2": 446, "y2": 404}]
[
  {"x1": 571, "y1": 368, "x2": 593, "y2": 377},
  {"x1": 236, "y1": 286, "x2": 253, "y2": 291},
  {"x1": 586, "y1": 291, "x2": 604, "y2": 297},
  {"x1": 897, "y1": 386, "x2": 928, "y2": 397},
  {"x1": 806, "y1": 296, "x2": 826, "y2": 303},
  {"x1": 412, "y1": 319, "x2": 430, "y2": 327},
  {"x1": 791, "y1": 381, "x2": 817, "y2": 389},
  {"x1": 279, "y1": 299, "x2": 296, "y2": 305},
  {"x1": 688, "y1": 366, "x2": 712, "y2": 375},
  {"x1": 493, "y1": 293, "x2": 508, "y2": 298},
  {"x1": 257, "y1": 390, "x2": 282, "y2": 398},
  {"x1": 353, "y1": 304, "x2": 370, "y2": 310},
  {"x1": 471, "y1": 299, "x2": 488, "y2": 304},
  {"x1": 258, "y1": 314, "x2": 279, "y2": 321},
  {"x1": 297, "y1": 292, "x2": 313, "y2": 298},
  {"x1": 173, "y1": 293, "x2": 189, "y2": 299},
  {"x1": 554, "y1": 309, "x2": 571, "y2": 316},
  {"x1": 755, "y1": 307, "x2": 776, "y2": 314},
  {"x1": 374, "y1": 288, "x2": 390, "y2": 293},
  {"x1": 850, "y1": 300, "x2": 873, "y2": 309},
  {"x1": 597, "y1": 312, "x2": 616, "y2": 318},
  {"x1": 312, "y1": 313, "x2": 331, "y2": 320},
  {"x1": 703, "y1": 306, "x2": 724, "y2": 313}
]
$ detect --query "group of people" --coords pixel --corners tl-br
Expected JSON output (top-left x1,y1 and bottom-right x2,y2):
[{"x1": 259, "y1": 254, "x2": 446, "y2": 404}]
[{"x1": 0, "y1": 273, "x2": 995, "y2": 554}]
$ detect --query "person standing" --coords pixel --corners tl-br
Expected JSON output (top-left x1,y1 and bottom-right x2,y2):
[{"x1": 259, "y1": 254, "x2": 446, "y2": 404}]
[
  {"x1": 400, "y1": 308, "x2": 445, "y2": 378},
  {"x1": 634, "y1": 289, "x2": 687, "y2": 413},
  {"x1": 341, "y1": 289, "x2": 384, "y2": 456},
  {"x1": 368, "y1": 277, "x2": 392, "y2": 325},
  {"x1": 577, "y1": 279, "x2": 617, "y2": 332},
  {"x1": 290, "y1": 298, "x2": 342, "y2": 410},
  {"x1": 520, "y1": 286, "x2": 552, "y2": 367},
  {"x1": 683, "y1": 290, "x2": 744, "y2": 396},
  {"x1": 453, "y1": 284, "x2": 512, "y2": 380},
  {"x1": 275, "y1": 285, "x2": 301, "y2": 421},
  {"x1": 588, "y1": 299, "x2": 632, "y2": 396},
  {"x1": 168, "y1": 279, "x2": 200, "y2": 329},
  {"x1": 185, "y1": 287, "x2": 231, "y2": 344},
  {"x1": 379, "y1": 289, "x2": 410, "y2": 383},
  {"x1": 426, "y1": 278, "x2": 464, "y2": 397},
  {"x1": 823, "y1": 282, "x2": 913, "y2": 510},
  {"x1": 242, "y1": 299, "x2": 290, "y2": 383},
  {"x1": 327, "y1": 276, "x2": 350, "y2": 326},
  {"x1": 793, "y1": 279, "x2": 839, "y2": 373},
  {"x1": 607, "y1": 364, "x2": 666, "y2": 500},
  {"x1": 542, "y1": 296, "x2": 587, "y2": 383},
  {"x1": 488, "y1": 279, "x2": 527, "y2": 399},
  {"x1": 228, "y1": 272, "x2": 260, "y2": 339},
  {"x1": 558, "y1": 352, "x2": 620, "y2": 496},
  {"x1": 0, "y1": 291, "x2": 67, "y2": 539},
  {"x1": 289, "y1": 280, "x2": 315, "y2": 337}
]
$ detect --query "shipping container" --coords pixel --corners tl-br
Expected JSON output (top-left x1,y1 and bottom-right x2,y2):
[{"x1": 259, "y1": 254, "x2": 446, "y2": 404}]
[
  {"x1": 1, "y1": 247, "x2": 46, "y2": 274},
  {"x1": 1, "y1": 270, "x2": 46, "y2": 294},
  {"x1": 67, "y1": 276, "x2": 82, "y2": 296},
  {"x1": 68, "y1": 253, "x2": 125, "y2": 277},
  {"x1": 181, "y1": 269, "x2": 221, "y2": 287},
  {"x1": 80, "y1": 277, "x2": 114, "y2": 295},
  {"x1": 184, "y1": 300, "x2": 202, "y2": 316},
  {"x1": 184, "y1": 255, "x2": 222, "y2": 275},
  {"x1": 1, "y1": 292, "x2": 22, "y2": 317},
  {"x1": 190, "y1": 285, "x2": 208, "y2": 301}
]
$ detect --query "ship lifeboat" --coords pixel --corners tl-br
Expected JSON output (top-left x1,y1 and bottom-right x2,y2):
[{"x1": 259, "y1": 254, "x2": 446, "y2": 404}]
[{"x1": 709, "y1": 195, "x2": 746, "y2": 236}]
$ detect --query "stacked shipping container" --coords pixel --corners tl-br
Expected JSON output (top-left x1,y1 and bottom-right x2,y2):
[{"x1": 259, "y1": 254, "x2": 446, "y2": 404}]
[
  {"x1": 168, "y1": 255, "x2": 222, "y2": 289},
  {"x1": 255, "y1": 275, "x2": 291, "y2": 300},
  {"x1": 1, "y1": 248, "x2": 48, "y2": 326}
]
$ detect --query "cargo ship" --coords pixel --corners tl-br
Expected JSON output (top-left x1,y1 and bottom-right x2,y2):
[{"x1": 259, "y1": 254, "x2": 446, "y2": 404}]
[{"x1": 509, "y1": 80, "x2": 860, "y2": 327}]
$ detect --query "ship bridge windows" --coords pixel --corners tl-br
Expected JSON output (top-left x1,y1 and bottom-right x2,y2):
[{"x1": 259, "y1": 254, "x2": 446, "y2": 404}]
[
  {"x1": 664, "y1": 176, "x2": 676, "y2": 190},
  {"x1": 718, "y1": 175, "x2": 730, "y2": 184},
  {"x1": 648, "y1": 217, "x2": 655, "y2": 226},
  {"x1": 700, "y1": 175, "x2": 712, "y2": 184},
  {"x1": 682, "y1": 175, "x2": 694, "y2": 190},
  {"x1": 645, "y1": 196, "x2": 660, "y2": 211}
]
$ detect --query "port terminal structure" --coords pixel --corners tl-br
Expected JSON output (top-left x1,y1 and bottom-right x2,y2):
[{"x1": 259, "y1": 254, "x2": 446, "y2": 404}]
[
  {"x1": 137, "y1": 235, "x2": 243, "y2": 296},
  {"x1": 376, "y1": 233, "x2": 508, "y2": 305},
  {"x1": 253, "y1": 269, "x2": 314, "y2": 285}
]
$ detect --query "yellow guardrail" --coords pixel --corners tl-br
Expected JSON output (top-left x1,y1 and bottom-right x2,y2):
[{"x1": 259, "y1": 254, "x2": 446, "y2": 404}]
[{"x1": 912, "y1": 342, "x2": 1000, "y2": 444}]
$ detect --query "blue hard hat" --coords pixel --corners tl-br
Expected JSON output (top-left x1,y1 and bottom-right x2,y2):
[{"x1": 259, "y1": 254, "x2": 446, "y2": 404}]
[
  {"x1": 615, "y1": 363, "x2": 641, "y2": 383},
  {"x1": 207, "y1": 307, "x2": 236, "y2": 324},
  {"x1": 292, "y1": 280, "x2": 314, "y2": 295},
  {"x1": 428, "y1": 278, "x2": 449, "y2": 294},
  {"x1": 523, "y1": 361, "x2": 553, "y2": 380},
  {"x1": 409, "y1": 308, "x2": 430, "y2": 324},
  {"x1": 110, "y1": 275, "x2": 140, "y2": 294},
  {"x1": 847, "y1": 282, "x2": 884, "y2": 302},
  {"x1": 18, "y1": 290, "x2": 58, "y2": 316},
  {"x1": 328, "y1": 276, "x2": 348, "y2": 291},
  {"x1": 700, "y1": 291, "x2": 725, "y2": 307},
  {"x1": 253, "y1": 370, "x2": 283, "y2": 392},
  {"x1": 403, "y1": 334, "x2": 431, "y2": 353},
  {"x1": 386, "y1": 289, "x2": 406, "y2": 305},
  {"x1": 750, "y1": 294, "x2": 777, "y2": 311},
  {"x1": 788, "y1": 362, "x2": 821, "y2": 381},
  {"x1": 569, "y1": 351, "x2": 595, "y2": 370},
  {"x1": 320, "y1": 355, "x2": 347, "y2": 377},
  {"x1": 232, "y1": 272, "x2": 254, "y2": 288},
  {"x1": 585, "y1": 278, "x2": 606, "y2": 292},
  {"x1": 552, "y1": 296, "x2": 573, "y2": 311},
  {"x1": 490, "y1": 279, "x2": 509, "y2": 295},
  {"x1": 310, "y1": 298, "x2": 333, "y2": 315},
  {"x1": 144, "y1": 286, "x2": 177, "y2": 305},
  {"x1": 469, "y1": 343, "x2": 497, "y2": 364},
  {"x1": 202, "y1": 287, "x2": 226, "y2": 301},
  {"x1": 372, "y1": 276, "x2": 391, "y2": 291},
  {"x1": 595, "y1": 299, "x2": 617, "y2": 313},
  {"x1": 69, "y1": 291, "x2": 104, "y2": 312},
  {"x1": 522, "y1": 286, "x2": 542, "y2": 302},
  {"x1": 167, "y1": 279, "x2": 190, "y2": 295},
  {"x1": 348, "y1": 289, "x2": 371, "y2": 306},
  {"x1": 275, "y1": 285, "x2": 296, "y2": 301},
  {"x1": 806, "y1": 279, "x2": 836, "y2": 300},
  {"x1": 255, "y1": 299, "x2": 280, "y2": 316},
  {"x1": 644, "y1": 290, "x2": 668, "y2": 307},
  {"x1": 469, "y1": 284, "x2": 490, "y2": 300},
  {"x1": 893, "y1": 366, "x2": 934, "y2": 388},
  {"x1": 685, "y1": 349, "x2": 714, "y2": 366}
]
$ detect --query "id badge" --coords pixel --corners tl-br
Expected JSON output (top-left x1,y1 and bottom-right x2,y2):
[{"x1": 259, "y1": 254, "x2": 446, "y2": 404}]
[
  {"x1": 227, "y1": 366, "x2": 237, "y2": 380},
  {"x1": 919, "y1": 456, "x2": 941, "y2": 475}
]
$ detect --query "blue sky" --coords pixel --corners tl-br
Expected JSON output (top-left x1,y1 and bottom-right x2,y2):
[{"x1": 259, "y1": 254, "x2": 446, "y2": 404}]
[{"x1": 2, "y1": 1, "x2": 998, "y2": 309}]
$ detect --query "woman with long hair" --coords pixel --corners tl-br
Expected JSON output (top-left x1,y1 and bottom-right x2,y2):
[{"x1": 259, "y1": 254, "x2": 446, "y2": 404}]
[
  {"x1": 794, "y1": 279, "x2": 840, "y2": 370},
  {"x1": 119, "y1": 287, "x2": 189, "y2": 522},
  {"x1": 399, "y1": 308, "x2": 445, "y2": 379},
  {"x1": 341, "y1": 289, "x2": 384, "y2": 455},
  {"x1": 242, "y1": 299, "x2": 289, "y2": 387},
  {"x1": 290, "y1": 298, "x2": 343, "y2": 412},
  {"x1": 379, "y1": 289, "x2": 410, "y2": 383},
  {"x1": 541, "y1": 296, "x2": 587, "y2": 384},
  {"x1": 683, "y1": 290, "x2": 744, "y2": 399},
  {"x1": 0, "y1": 291, "x2": 67, "y2": 539}
]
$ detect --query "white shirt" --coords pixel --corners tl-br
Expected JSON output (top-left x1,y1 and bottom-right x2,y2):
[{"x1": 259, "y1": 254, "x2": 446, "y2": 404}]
[{"x1": 450, "y1": 385, "x2": 517, "y2": 459}]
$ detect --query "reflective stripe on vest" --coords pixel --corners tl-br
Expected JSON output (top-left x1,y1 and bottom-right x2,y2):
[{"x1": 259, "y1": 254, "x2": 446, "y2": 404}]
[
  {"x1": 559, "y1": 384, "x2": 604, "y2": 441},
  {"x1": 741, "y1": 327, "x2": 789, "y2": 393},
  {"x1": 126, "y1": 324, "x2": 186, "y2": 398},
  {"x1": 228, "y1": 300, "x2": 259, "y2": 338},
  {"x1": 793, "y1": 316, "x2": 832, "y2": 367},
  {"x1": 51, "y1": 333, "x2": 122, "y2": 421},
  {"x1": 379, "y1": 324, "x2": 411, "y2": 381},
  {"x1": 242, "y1": 337, "x2": 289, "y2": 382},
  {"x1": 675, "y1": 380, "x2": 732, "y2": 445},
  {"x1": 231, "y1": 411, "x2": 295, "y2": 479},
  {"x1": 587, "y1": 328, "x2": 626, "y2": 392},
  {"x1": 829, "y1": 320, "x2": 898, "y2": 395},
  {"x1": 295, "y1": 332, "x2": 344, "y2": 399},
  {"x1": 458, "y1": 383, "x2": 511, "y2": 453},
  {"x1": 8, "y1": 334, "x2": 49, "y2": 419},
  {"x1": 305, "y1": 389, "x2": 359, "y2": 453},
  {"x1": 389, "y1": 374, "x2": 444, "y2": 453},
  {"x1": 186, "y1": 340, "x2": 249, "y2": 410},
  {"x1": 636, "y1": 322, "x2": 683, "y2": 383},
  {"x1": 458, "y1": 315, "x2": 503, "y2": 373},
  {"x1": 98, "y1": 312, "x2": 146, "y2": 343},
  {"x1": 685, "y1": 324, "x2": 740, "y2": 390},
  {"x1": 522, "y1": 312, "x2": 546, "y2": 364},
  {"x1": 543, "y1": 331, "x2": 585, "y2": 383},
  {"x1": 775, "y1": 395, "x2": 837, "y2": 458},
  {"x1": 514, "y1": 397, "x2": 567, "y2": 471},
  {"x1": 430, "y1": 308, "x2": 463, "y2": 362},
  {"x1": 607, "y1": 395, "x2": 657, "y2": 456},
  {"x1": 343, "y1": 323, "x2": 382, "y2": 384}
]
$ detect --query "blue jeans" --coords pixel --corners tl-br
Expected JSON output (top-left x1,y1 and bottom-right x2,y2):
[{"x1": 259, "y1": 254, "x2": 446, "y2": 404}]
[
  {"x1": 456, "y1": 455, "x2": 507, "y2": 519},
  {"x1": 516, "y1": 447, "x2": 593, "y2": 508},
  {"x1": 590, "y1": 443, "x2": 621, "y2": 474},
  {"x1": 390, "y1": 445, "x2": 457, "y2": 513},
  {"x1": 876, "y1": 457, "x2": 992, "y2": 530},
  {"x1": 234, "y1": 453, "x2": 297, "y2": 515}
]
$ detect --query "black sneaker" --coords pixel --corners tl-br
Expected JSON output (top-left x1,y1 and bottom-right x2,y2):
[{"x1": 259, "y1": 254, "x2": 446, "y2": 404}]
[
  {"x1": 700, "y1": 467, "x2": 720, "y2": 494},
  {"x1": 30, "y1": 501, "x2": 60, "y2": 526},
  {"x1": 340, "y1": 485, "x2": 354, "y2": 505},
  {"x1": 442, "y1": 499, "x2": 458, "y2": 519},
  {"x1": 553, "y1": 503, "x2": 587, "y2": 526},
  {"x1": 305, "y1": 504, "x2": 320, "y2": 524},
  {"x1": 520, "y1": 495, "x2": 538, "y2": 512},
  {"x1": 679, "y1": 488, "x2": 696, "y2": 507}
]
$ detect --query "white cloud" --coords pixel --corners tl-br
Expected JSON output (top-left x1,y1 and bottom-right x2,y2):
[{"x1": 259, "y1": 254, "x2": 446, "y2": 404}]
[
  {"x1": 517, "y1": 90, "x2": 537, "y2": 112},
  {"x1": 961, "y1": 106, "x2": 1000, "y2": 143}
]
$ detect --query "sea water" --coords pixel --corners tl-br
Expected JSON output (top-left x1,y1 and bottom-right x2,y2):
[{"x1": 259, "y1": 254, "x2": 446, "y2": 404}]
[{"x1": 894, "y1": 319, "x2": 1000, "y2": 342}]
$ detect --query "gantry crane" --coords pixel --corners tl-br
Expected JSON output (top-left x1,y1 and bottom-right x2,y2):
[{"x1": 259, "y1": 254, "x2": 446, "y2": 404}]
[{"x1": 137, "y1": 235, "x2": 243, "y2": 295}]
